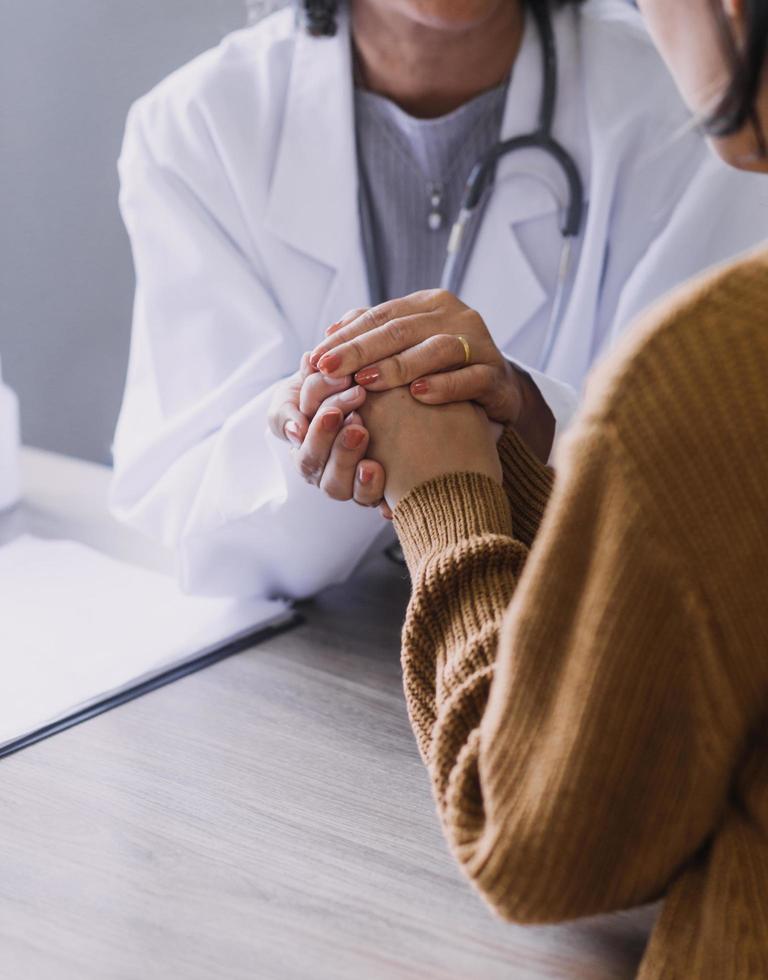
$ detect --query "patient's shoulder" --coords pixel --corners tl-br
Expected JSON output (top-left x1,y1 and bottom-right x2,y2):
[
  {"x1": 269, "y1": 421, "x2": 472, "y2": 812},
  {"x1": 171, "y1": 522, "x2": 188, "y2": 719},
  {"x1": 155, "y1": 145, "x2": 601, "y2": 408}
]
[{"x1": 580, "y1": 247, "x2": 768, "y2": 456}]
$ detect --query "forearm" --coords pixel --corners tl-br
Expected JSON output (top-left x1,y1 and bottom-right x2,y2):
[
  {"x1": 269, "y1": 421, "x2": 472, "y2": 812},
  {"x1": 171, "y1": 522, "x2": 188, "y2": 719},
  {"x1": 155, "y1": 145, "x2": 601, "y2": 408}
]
[
  {"x1": 394, "y1": 473, "x2": 527, "y2": 799},
  {"x1": 393, "y1": 423, "x2": 732, "y2": 927}
]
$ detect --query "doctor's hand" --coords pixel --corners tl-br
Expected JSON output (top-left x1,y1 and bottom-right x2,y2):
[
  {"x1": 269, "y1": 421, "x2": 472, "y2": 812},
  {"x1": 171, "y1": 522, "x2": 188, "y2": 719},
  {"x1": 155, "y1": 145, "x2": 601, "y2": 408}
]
[
  {"x1": 268, "y1": 352, "x2": 316, "y2": 447},
  {"x1": 309, "y1": 290, "x2": 554, "y2": 462},
  {"x1": 360, "y1": 388, "x2": 502, "y2": 511}
]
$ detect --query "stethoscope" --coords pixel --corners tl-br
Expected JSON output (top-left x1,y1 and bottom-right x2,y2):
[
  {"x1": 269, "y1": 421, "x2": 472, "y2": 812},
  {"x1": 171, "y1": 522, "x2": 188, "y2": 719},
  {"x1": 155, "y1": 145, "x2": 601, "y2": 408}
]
[{"x1": 359, "y1": 1, "x2": 585, "y2": 369}]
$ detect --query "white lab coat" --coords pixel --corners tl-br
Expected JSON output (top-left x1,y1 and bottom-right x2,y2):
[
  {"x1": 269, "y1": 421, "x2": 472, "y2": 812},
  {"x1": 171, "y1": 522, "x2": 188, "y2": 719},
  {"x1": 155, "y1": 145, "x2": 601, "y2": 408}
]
[{"x1": 111, "y1": 1, "x2": 767, "y2": 599}]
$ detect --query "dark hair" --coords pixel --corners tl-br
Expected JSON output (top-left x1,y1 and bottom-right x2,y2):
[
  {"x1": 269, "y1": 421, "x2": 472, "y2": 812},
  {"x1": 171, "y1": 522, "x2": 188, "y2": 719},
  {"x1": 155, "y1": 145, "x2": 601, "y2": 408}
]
[
  {"x1": 707, "y1": 0, "x2": 768, "y2": 152},
  {"x1": 301, "y1": 0, "x2": 583, "y2": 38}
]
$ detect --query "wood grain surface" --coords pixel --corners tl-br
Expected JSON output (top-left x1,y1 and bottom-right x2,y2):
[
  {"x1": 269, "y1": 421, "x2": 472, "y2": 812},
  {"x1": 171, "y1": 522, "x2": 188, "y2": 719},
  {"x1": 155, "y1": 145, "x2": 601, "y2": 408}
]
[{"x1": 0, "y1": 451, "x2": 657, "y2": 980}]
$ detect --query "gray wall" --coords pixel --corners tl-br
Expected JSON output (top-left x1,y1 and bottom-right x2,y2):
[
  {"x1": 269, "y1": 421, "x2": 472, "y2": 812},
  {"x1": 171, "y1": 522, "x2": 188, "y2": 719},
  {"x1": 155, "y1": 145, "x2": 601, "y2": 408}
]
[{"x1": 0, "y1": 0, "x2": 252, "y2": 464}]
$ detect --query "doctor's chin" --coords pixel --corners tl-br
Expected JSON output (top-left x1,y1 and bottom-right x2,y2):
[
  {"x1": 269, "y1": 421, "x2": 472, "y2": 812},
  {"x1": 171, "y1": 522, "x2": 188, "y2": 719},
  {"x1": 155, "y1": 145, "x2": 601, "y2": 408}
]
[{"x1": 3, "y1": 0, "x2": 767, "y2": 977}]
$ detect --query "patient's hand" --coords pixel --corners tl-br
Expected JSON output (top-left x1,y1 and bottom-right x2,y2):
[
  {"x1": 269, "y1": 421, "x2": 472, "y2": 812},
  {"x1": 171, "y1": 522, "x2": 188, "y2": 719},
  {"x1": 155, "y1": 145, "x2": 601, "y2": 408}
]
[
  {"x1": 360, "y1": 388, "x2": 502, "y2": 510},
  {"x1": 267, "y1": 333, "x2": 370, "y2": 444},
  {"x1": 274, "y1": 342, "x2": 387, "y2": 511},
  {"x1": 274, "y1": 310, "x2": 499, "y2": 514}
]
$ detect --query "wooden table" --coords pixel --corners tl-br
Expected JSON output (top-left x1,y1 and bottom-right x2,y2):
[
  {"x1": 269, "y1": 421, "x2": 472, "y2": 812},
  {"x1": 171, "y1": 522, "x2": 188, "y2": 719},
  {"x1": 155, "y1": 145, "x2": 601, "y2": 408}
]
[{"x1": 0, "y1": 450, "x2": 656, "y2": 979}]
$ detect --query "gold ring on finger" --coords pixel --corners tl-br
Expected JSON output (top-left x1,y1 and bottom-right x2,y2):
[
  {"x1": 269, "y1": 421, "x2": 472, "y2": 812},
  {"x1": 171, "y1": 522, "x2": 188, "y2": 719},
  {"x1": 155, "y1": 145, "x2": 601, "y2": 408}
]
[{"x1": 455, "y1": 334, "x2": 472, "y2": 366}]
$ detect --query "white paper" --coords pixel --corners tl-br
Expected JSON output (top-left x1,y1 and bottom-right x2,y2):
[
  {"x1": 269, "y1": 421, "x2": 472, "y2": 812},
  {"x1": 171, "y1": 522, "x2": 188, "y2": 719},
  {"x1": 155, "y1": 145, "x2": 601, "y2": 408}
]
[{"x1": 0, "y1": 535, "x2": 292, "y2": 749}]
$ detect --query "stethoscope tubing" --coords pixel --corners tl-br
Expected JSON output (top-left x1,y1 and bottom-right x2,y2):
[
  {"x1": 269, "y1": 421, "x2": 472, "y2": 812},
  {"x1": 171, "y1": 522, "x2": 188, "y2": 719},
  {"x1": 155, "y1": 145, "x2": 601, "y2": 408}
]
[
  {"x1": 358, "y1": 2, "x2": 586, "y2": 369},
  {"x1": 439, "y1": 2, "x2": 585, "y2": 368}
]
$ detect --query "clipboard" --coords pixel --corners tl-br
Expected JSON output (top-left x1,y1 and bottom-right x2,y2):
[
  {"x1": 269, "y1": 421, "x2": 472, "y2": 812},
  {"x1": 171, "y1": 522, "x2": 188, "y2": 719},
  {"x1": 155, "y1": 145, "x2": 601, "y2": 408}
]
[
  {"x1": 0, "y1": 609, "x2": 301, "y2": 760},
  {"x1": 0, "y1": 535, "x2": 302, "y2": 760}
]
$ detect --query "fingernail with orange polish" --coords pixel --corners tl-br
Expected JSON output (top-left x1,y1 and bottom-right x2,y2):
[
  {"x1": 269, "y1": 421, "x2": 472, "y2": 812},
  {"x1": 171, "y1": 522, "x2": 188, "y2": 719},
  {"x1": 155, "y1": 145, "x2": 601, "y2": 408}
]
[
  {"x1": 320, "y1": 410, "x2": 342, "y2": 432},
  {"x1": 355, "y1": 367, "x2": 380, "y2": 386},
  {"x1": 342, "y1": 428, "x2": 365, "y2": 450},
  {"x1": 358, "y1": 466, "x2": 373, "y2": 485},
  {"x1": 318, "y1": 351, "x2": 342, "y2": 374},
  {"x1": 411, "y1": 379, "x2": 429, "y2": 395}
]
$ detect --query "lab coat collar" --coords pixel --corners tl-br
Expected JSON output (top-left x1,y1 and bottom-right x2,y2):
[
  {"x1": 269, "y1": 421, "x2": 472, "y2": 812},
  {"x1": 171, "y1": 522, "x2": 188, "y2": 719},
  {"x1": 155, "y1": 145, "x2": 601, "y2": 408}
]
[
  {"x1": 263, "y1": 9, "x2": 359, "y2": 272},
  {"x1": 264, "y1": 5, "x2": 591, "y2": 347}
]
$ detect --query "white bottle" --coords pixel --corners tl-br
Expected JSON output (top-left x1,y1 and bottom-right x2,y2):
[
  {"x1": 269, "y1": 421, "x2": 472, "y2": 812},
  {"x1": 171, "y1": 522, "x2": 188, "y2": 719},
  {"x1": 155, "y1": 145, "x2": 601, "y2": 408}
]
[{"x1": 0, "y1": 356, "x2": 21, "y2": 512}]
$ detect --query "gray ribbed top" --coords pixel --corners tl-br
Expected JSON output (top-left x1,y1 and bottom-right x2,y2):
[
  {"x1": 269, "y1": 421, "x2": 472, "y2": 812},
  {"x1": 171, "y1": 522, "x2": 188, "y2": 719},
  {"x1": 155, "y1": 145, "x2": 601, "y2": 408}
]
[{"x1": 355, "y1": 82, "x2": 508, "y2": 305}]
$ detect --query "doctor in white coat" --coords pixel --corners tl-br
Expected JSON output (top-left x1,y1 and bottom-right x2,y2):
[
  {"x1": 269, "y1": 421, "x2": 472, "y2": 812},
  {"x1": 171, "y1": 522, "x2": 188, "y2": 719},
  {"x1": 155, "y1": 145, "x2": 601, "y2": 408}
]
[{"x1": 111, "y1": 0, "x2": 766, "y2": 599}]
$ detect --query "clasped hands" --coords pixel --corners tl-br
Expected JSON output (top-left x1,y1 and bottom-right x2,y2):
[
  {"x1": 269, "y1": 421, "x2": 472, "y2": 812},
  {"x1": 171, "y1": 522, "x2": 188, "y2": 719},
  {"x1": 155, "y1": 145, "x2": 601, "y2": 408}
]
[{"x1": 268, "y1": 290, "x2": 550, "y2": 513}]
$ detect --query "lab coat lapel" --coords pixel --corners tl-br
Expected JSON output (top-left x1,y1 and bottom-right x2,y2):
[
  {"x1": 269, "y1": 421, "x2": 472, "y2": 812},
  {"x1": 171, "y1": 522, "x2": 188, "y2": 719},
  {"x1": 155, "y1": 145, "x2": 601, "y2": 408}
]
[
  {"x1": 460, "y1": 178, "x2": 551, "y2": 351},
  {"x1": 263, "y1": 11, "x2": 369, "y2": 334},
  {"x1": 461, "y1": 6, "x2": 589, "y2": 351}
]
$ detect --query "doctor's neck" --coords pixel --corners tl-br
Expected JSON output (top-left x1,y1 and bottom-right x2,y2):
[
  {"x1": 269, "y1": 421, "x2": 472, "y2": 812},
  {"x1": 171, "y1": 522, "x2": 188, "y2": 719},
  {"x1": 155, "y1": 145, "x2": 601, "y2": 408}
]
[{"x1": 351, "y1": 0, "x2": 525, "y2": 118}]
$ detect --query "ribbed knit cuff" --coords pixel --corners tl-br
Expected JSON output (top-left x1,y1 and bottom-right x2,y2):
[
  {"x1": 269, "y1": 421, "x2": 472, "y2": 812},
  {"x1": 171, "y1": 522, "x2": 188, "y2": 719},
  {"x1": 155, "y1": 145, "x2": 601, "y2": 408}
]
[
  {"x1": 393, "y1": 472, "x2": 514, "y2": 578},
  {"x1": 498, "y1": 427, "x2": 554, "y2": 548}
]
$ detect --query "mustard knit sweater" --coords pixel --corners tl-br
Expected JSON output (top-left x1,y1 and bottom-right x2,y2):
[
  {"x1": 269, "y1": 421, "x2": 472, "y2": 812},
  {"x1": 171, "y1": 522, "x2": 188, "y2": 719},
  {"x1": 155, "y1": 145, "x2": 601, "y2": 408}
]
[{"x1": 393, "y1": 249, "x2": 768, "y2": 979}]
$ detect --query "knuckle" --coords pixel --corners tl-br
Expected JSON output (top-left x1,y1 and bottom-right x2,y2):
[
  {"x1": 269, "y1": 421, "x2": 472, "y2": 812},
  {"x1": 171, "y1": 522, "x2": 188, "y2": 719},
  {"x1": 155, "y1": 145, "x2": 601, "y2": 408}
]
[
  {"x1": 465, "y1": 308, "x2": 486, "y2": 337},
  {"x1": 480, "y1": 364, "x2": 498, "y2": 391},
  {"x1": 433, "y1": 288, "x2": 454, "y2": 308},
  {"x1": 441, "y1": 374, "x2": 458, "y2": 400},
  {"x1": 417, "y1": 287, "x2": 442, "y2": 306},
  {"x1": 342, "y1": 307, "x2": 366, "y2": 324},
  {"x1": 347, "y1": 336, "x2": 367, "y2": 365},
  {"x1": 367, "y1": 305, "x2": 389, "y2": 330},
  {"x1": 388, "y1": 320, "x2": 410, "y2": 349},
  {"x1": 389, "y1": 352, "x2": 408, "y2": 385},
  {"x1": 299, "y1": 375, "x2": 320, "y2": 413},
  {"x1": 435, "y1": 333, "x2": 457, "y2": 359}
]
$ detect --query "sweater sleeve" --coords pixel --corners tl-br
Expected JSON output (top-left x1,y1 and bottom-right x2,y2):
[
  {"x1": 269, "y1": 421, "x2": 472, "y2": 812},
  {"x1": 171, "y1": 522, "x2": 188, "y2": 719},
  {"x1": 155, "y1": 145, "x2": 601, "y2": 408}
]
[
  {"x1": 393, "y1": 420, "x2": 740, "y2": 925},
  {"x1": 497, "y1": 426, "x2": 554, "y2": 548}
]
